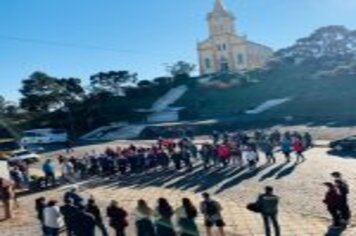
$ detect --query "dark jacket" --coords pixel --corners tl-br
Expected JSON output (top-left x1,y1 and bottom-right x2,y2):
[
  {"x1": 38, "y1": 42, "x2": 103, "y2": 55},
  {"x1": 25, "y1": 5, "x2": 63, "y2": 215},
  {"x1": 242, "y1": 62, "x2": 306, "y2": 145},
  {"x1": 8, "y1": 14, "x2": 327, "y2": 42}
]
[
  {"x1": 257, "y1": 193, "x2": 279, "y2": 215},
  {"x1": 107, "y1": 206, "x2": 128, "y2": 229},
  {"x1": 73, "y1": 211, "x2": 97, "y2": 236},
  {"x1": 60, "y1": 204, "x2": 79, "y2": 226},
  {"x1": 86, "y1": 204, "x2": 103, "y2": 223}
]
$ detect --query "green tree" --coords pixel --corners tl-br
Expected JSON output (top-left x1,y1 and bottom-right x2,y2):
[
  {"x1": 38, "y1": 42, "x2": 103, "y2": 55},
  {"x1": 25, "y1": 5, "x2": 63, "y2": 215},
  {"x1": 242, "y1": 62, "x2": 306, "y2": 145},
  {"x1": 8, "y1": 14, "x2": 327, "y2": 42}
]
[
  {"x1": 137, "y1": 80, "x2": 153, "y2": 88},
  {"x1": 90, "y1": 70, "x2": 138, "y2": 96},
  {"x1": 167, "y1": 61, "x2": 196, "y2": 78},
  {"x1": 20, "y1": 72, "x2": 85, "y2": 113}
]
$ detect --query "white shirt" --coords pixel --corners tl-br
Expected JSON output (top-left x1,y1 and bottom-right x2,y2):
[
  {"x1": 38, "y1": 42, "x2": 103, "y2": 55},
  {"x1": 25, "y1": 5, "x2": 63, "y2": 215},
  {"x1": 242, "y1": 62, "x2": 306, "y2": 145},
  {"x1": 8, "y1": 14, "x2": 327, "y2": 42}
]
[
  {"x1": 243, "y1": 150, "x2": 257, "y2": 162},
  {"x1": 61, "y1": 162, "x2": 73, "y2": 175},
  {"x1": 43, "y1": 206, "x2": 64, "y2": 229}
]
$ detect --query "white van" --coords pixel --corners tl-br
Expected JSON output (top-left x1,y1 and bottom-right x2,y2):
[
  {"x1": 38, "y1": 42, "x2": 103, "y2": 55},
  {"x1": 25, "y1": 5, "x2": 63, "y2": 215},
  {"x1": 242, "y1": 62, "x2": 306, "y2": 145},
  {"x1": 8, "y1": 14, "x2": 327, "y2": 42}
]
[{"x1": 21, "y1": 129, "x2": 68, "y2": 145}]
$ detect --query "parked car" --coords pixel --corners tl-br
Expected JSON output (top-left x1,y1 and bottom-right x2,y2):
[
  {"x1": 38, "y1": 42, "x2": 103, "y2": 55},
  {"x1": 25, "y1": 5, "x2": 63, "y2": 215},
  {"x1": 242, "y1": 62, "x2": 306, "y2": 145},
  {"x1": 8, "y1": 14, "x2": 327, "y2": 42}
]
[
  {"x1": 8, "y1": 150, "x2": 41, "y2": 164},
  {"x1": 329, "y1": 136, "x2": 356, "y2": 152}
]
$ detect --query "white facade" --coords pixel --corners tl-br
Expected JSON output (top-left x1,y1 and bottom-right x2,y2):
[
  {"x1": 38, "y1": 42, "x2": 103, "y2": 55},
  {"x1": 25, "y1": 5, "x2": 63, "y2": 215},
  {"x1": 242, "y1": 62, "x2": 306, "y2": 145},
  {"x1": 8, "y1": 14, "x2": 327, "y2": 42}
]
[{"x1": 198, "y1": 0, "x2": 273, "y2": 75}]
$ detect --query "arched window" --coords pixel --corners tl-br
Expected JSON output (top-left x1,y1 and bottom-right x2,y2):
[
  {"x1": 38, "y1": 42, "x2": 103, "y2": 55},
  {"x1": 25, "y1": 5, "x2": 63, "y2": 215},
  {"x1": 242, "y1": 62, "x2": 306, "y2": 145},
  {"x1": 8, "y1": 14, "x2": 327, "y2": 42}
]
[
  {"x1": 205, "y1": 58, "x2": 211, "y2": 69},
  {"x1": 237, "y1": 53, "x2": 244, "y2": 64}
]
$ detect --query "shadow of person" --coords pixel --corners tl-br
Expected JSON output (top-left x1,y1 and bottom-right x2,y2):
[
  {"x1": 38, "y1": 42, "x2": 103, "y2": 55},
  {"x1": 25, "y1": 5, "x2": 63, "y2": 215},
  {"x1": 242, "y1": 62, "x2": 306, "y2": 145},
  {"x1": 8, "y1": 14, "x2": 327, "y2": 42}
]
[
  {"x1": 275, "y1": 163, "x2": 298, "y2": 179},
  {"x1": 259, "y1": 162, "x2": 288, "y2": 181},
  {"x1": 214, "y1": 164, "x2": 270, "y2": 194}
]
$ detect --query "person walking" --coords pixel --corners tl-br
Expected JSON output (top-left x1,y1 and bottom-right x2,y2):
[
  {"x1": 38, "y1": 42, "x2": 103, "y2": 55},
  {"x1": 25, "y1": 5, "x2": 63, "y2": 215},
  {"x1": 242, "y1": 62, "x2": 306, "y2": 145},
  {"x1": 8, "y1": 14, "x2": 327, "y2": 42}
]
[
  {"x1": 200, "y1": 193, "x2": 225, "y2": 236},
  {"x1": 43, "y1": 200, "x2": 64, "y2": 236},
  {"x1": 323, "y1": 182, "x2": 343, "y2": 228},
  {"x1": 86, "y1": 198, "x2": 109, "y2": 236},
  {"x1": 155, "y1": 198, "x2": 176, "y2": 236},
  {"x1": 134, "y1": 199, "x2": 156, "y2": 236},
  {"x1": 107, "y1": 200, "x2": 128, "y2": 236},
  {"x1": 256, "y1": 186, "x2": 280, "y2": 236},
  {"x1": 60, "y1": 198, "x2": 78, "y2": 236},
  {"x1": 331, "y1": 172, "x2": 351, "y2": 224},
  {"x1": 175, "y1": 198, "x2": 199, "y2": 236}
]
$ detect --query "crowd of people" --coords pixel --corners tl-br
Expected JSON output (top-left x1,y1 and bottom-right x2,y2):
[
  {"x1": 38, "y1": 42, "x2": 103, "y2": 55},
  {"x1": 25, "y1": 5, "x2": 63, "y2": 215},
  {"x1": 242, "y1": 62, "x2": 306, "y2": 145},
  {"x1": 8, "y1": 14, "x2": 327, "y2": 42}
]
[
  {"x1": 35, "y1": 188, "x2": 228, "y2": 236},
  {"x1": 1, "y1": 129, "x2": 352, "y2": 235},
  {"x1": 35, "y1": 130, "x2": 313, "y2": 188}
]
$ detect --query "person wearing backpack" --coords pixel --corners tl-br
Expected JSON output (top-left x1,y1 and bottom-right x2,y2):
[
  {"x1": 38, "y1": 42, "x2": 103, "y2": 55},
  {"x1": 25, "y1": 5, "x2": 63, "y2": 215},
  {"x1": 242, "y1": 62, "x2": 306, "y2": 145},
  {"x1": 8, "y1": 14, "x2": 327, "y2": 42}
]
[
  {"x1": 200, "y1": 193, "x2": 225, "y2": 236},
  {"x1": 256, "y1": 186, "x2": 280, "y2": 236}
]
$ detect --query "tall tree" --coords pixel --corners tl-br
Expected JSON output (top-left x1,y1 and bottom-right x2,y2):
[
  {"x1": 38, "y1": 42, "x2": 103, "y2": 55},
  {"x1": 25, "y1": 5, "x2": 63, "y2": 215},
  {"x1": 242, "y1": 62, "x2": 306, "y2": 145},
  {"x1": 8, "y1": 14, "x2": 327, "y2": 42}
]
[
  {"x1": 20, "y1": 72, "x2": 85, "y2": 113},
  {"x1": 90, "y1": 70, "x2": 138, "y2": 96}
]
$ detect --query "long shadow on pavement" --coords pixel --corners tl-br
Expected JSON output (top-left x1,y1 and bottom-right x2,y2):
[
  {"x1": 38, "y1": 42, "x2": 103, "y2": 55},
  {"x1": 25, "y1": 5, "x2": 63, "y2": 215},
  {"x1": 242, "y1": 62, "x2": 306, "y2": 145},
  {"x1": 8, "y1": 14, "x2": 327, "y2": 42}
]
[
  {"x1": 259, "y1": 162, "x2": 288, "y2": 181},
  {"x1": 214, "y1": 164, "x2": 270, "y2": 194}
]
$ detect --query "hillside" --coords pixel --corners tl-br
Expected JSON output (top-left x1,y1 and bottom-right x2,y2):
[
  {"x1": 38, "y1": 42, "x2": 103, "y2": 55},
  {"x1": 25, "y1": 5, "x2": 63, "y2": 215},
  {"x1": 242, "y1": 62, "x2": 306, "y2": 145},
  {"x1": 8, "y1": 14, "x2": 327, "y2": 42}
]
[{"x1": 176, "y1": 26, "x2": 356, "y2": 126}]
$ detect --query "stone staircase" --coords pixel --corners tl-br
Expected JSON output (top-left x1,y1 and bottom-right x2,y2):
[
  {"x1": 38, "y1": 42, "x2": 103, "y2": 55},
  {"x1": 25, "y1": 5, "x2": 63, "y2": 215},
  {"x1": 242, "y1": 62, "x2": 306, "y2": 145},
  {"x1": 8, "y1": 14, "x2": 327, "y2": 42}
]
[
  {"x1": 80, "y1": 85, "x2": 188, "y2": 142},
  {"x1": 151, "y1": 85, "x2": 188, "y2": 112}
]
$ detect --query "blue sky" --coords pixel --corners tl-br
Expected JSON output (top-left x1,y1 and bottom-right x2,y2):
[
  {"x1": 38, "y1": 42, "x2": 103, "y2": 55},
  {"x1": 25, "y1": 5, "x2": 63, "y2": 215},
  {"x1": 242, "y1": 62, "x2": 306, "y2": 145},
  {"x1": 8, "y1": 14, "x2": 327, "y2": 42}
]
[{"x1": 1, "y1": 0, "x2": 356, "y2": 100}]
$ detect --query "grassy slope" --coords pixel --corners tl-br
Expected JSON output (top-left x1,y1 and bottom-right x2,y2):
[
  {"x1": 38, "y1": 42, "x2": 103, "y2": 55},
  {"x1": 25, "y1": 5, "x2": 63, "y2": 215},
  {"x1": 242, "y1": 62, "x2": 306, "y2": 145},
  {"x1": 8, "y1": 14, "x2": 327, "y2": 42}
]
[{"x1": 176, "y1": 66, "x2": 356, "y2": 125}]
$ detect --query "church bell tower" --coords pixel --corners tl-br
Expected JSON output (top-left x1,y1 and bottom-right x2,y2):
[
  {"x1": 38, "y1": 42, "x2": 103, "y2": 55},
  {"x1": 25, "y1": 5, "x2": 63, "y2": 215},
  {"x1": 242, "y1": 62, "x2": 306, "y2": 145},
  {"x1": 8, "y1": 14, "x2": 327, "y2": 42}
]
[{"x1": 208, "y1": 0, "x2": 236, "y2": 36}]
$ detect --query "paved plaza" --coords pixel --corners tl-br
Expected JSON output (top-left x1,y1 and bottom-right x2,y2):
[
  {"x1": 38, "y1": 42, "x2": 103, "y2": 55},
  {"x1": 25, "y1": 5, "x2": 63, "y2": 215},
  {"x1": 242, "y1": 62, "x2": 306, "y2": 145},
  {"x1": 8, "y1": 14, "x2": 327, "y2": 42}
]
[{"x1": 1, "y1": 142, "x2": 356, "y2": 235}]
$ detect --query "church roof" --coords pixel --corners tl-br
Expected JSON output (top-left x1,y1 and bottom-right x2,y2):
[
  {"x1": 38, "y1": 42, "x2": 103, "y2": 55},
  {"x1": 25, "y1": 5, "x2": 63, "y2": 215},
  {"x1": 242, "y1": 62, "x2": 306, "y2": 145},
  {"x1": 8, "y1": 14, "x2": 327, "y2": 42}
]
[
  {"x1": 208, "y1": 0, "x2": 234, "y2": 20},
  {"x1": 214, "y1": 0, "x2": 227, "y2": 13}
]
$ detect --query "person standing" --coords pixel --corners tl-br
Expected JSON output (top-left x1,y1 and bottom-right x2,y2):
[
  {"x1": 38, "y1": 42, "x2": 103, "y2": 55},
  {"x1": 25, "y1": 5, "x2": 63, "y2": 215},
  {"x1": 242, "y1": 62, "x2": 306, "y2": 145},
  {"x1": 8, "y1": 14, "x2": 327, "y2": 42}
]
[
  {"x1": 86, "y1": 198, "x2": 109, "y2": 236},
  {"x1": 323, "y1": 182, "x2": 343, "y2": 228},
  {"x1": 331, "y1": 172, "x2": 351, "y2": 224},
  {"x1": 64, "y1": 187, "x2": 84, "y2": 207},
  {"x1": 256, "y1": 186, "x2": 280, "y2": 236},
  {"x1": 155, "y1": 198, "x2": 176, "y2": 236},
  {"x1": 43, "y1": 200, "x2": 64, "y2": 236},
  {"x1": 281, "y1": 137, "x2": 292, "y2": 162},
  {"x1": 60, "y1": 198, "x2": 79, "y2": 236},
  {"x1": 261, "y1": 140, "x2": 276, "y2": 164},
  {"x1": 35, "y1": 197, "x2": 47, "y2": 235},
  {"x1": 0, "y1": 177, "x2": 15, "y2": 219},
  {"x1": 134, "y1": 199, "x2": 156, "y2": 236},
  {"x1": 200, "y1": 193, "x2": 225, "y2": 236},
  {"x1": 293, "y1": 138, "x2": 305, "y2": 163},
  {"x1": 175, "y1": 198, "x2": 199, "y2": 236},
  {"x1": 243, "y1": 147, "x2": 258, "y2": 171},
  {"x1": 72, "y1": 205, "x2": 97, "y2": 236},
  {"x1": 217, "y1": 144, "x2": 230, "y2": 167},
  {"x1": 107, "y1": 200, "x2": 128, "y2": 236},
  {"x1": 42, "y1": 159, "x2": 56, "y2": 187}
]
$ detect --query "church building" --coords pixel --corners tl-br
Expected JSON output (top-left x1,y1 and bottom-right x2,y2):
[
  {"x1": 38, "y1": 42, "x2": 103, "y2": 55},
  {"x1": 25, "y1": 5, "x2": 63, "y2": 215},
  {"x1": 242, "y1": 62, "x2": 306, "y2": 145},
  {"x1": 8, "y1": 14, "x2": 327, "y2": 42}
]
[{"x1": 198, "y1": 0, "x2": 273, "y2": 75}]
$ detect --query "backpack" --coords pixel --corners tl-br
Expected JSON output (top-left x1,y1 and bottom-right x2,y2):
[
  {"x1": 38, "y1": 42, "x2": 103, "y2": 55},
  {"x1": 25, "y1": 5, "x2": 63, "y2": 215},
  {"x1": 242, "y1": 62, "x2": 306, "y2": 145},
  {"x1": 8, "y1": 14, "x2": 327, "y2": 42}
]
[{"x1": 205, "y1": 200, "x2": 218, "y2": 216}]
